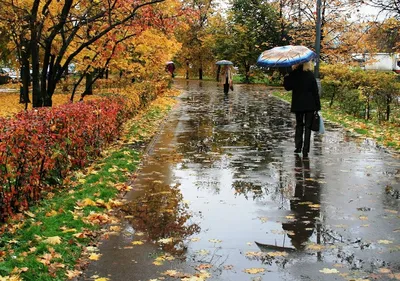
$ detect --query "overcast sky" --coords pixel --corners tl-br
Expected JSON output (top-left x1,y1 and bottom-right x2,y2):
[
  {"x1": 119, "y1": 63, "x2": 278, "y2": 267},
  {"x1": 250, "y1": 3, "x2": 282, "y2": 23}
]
[{"x1": 214, "y1": 1, "x2": 389, "y2": 22}]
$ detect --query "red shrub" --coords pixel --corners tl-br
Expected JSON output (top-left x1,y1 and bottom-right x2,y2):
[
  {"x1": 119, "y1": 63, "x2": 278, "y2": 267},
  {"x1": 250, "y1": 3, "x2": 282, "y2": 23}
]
[{"x1": 0, "y1": 96, "x2": 133, "y2": 221}]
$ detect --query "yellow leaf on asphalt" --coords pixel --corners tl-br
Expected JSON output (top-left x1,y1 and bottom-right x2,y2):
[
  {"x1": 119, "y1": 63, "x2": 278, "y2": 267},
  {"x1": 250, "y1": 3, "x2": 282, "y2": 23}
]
[
  {"x1": 208, "y1": 239, "x2": 222, "y2": 243},
  {"x1": 243, "y1": 268, "x2": 265, "y2": 274},
  {"x1": 319, "y1": 268, "x2": 339, "y2": 274},
  {"x1": 89, "y1": 253, "x2": 102, "y2": 260},
  {"x1": 378, "y1": 240, "x2": 393, "y2": 244},
  {"x1": 267, "y1": 251, "x2": 288, "y2": 257},
  {"x1": 245, "y1": 251, "x2": 263, "y2": 258},
  {"x1": 163, "y1": 270, "x2": 179, "y2": 277},
  {"x1": 359, "y1": 215, "x2": 368, "y2": 220},
  {"x1": 94, "y1": 278, "x2": 109, "y2": 281},
  {"x1": 43, "y1": 236, "x2": 62, "y2": 245},
  {"x1": 196, "y1": 264, "x2": 212, "y2": 270},
  {"x1": 132, "y1": 241, "x2": 144, "y2": 245}
]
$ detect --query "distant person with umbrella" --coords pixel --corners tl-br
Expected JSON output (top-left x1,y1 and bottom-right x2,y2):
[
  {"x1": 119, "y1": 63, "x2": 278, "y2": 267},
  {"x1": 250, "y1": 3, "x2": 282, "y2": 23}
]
[
  {"x1": 216, "y1": 60, "x2": 234, "y2": 94},
  {"x1": 256, "y1": 45, "x2": 320, "y2": 158},
  {"x1": 166, "y1": 61, "x2": 175, "y2": 78},
  {"x1": 283, "y1": 61, "x2": 320, "y2": 158}
]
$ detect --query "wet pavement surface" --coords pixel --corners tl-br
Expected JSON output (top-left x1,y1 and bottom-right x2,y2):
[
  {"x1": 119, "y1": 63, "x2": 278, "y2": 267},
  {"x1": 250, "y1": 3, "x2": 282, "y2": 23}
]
[{"x1": 79, "y1": 79, "x2": 400, "y2": 281}]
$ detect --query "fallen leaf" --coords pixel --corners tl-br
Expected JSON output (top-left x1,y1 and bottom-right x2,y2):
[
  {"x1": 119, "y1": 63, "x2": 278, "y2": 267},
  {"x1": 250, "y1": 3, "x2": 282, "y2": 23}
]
[
  {"x1": 378, "y1": 268, "x2": 392, "y2": 274},
  {"x1": 89, "y1": 253, "x2": 102, "y2": 260},
  {"x1": 43, "y1": 236, "x2": 62, "y2": 245},
  {"x1": 46, "y1": 210, "x2": 58, "y2": 217},
  {"x1": 132, "y1": 241, "x2": 144, "y2": 245},
  {"x1": 208, "y1": 239, "x2": 222, "y2": 243},
  {"x1": 196, "y1": 264, "x2": 212, "y2": 270},
  {"x1": 65, "y1": 269, "x2": 82, "y2": 279},
  {"x1": 94, "y1": 278, "x2": 109, "y2": 281},
  {"x1": 319, "y1": 268, "x2": 339, "y2": 274},
  {"x1": 24, "y1": 211, "x2": 36, "y2": 218},
  {"x1": 243, "y1": 268, "x2": 265, "y2": 274},
  {"x1": 267, "y1": 251, "x2": 288, "y2": 257},
  {"x1": 378, "y1": 240, "x2": 393, "y2": 244}
]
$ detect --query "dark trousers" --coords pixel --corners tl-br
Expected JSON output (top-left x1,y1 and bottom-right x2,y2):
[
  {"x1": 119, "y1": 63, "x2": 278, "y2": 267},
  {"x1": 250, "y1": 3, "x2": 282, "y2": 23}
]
[
  {"x1": 223, "y1": 77, "x2": 229, "y2": 94},
  {"x1": 295, "y1": 112, "x2": 314, "y2": 153}
]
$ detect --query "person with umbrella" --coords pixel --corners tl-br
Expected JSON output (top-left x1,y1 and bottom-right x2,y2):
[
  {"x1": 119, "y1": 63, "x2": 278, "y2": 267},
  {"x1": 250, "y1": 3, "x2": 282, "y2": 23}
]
[
  {"x1": 256, "y1": 45, "x2": 321, "y2": 158},
  {"x1": 166, "y1": 61, "x2": 175, "y2": 78},
  {"x1": 216, "y1": 60, "x2": 234, "y2": 94},
  {"x1": 283, "y1": 61, "x2": 321, "y2": 158}
]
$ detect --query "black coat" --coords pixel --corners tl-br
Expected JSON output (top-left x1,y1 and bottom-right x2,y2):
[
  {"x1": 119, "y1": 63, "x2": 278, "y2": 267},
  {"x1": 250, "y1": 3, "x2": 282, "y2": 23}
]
[{"x1": 283, "y1": 69, "x2": 321, "y2": 113}]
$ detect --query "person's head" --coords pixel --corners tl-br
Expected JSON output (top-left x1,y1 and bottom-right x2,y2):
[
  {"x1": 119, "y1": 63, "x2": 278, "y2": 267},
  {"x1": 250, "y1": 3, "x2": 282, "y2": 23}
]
[{"x1": 292, "y1": 61, "x2": 313, "y2": 72}]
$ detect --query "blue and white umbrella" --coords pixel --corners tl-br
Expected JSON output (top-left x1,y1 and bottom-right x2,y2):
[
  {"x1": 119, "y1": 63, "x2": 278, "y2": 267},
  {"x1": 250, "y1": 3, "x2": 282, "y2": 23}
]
[{"x1": 256, "y1": 45, "x2": 317, "y2": 68}]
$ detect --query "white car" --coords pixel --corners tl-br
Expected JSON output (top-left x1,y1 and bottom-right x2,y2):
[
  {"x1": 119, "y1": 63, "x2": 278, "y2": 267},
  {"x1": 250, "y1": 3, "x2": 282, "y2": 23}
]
[{"x1": 1, "y1": 68, "x2": 20, "y2": 83}]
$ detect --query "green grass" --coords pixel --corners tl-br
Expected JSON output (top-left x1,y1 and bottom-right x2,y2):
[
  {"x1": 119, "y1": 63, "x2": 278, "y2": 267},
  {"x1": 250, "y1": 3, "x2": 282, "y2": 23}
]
[
  {"x1": 0, "y1": 97, "x2": 175, "y2": 281},
  {"x1": 271, "y1": 90, "x2": 400, "y2": 152}
]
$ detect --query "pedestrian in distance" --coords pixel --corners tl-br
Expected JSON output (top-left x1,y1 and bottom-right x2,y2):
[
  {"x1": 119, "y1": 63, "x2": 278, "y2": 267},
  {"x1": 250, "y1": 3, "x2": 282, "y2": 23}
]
[
  {"x1": 166, "y1": 62, "x2": 176, "y2": 78},
  {"x1": 283, "y1": 61, "x2": 321, "y2": 158},
  {"x1": 219, "y1": 65, "x2": 234, "y2": 95}
]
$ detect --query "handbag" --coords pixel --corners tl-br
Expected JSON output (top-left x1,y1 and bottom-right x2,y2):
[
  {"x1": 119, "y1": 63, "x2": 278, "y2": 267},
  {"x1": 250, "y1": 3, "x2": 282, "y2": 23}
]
[
  {"x1": 311, "y1": 111, "x2": 320, "y2": 132},
  {"x1": 319, "y1": 112, "x2": 325, "y2": 134}
]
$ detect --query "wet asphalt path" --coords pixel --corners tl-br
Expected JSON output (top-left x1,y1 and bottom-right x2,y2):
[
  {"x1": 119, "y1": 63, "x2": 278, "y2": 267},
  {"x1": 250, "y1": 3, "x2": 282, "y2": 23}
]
[{"x1": 79, "y1": 79, "x2": 400, "y2": 281}]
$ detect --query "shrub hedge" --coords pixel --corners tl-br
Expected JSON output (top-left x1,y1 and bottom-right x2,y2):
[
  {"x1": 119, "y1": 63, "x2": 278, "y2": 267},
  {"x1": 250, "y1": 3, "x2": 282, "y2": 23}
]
[{"x1": 0, "y1": 97, "x2": 134, "y2": 222}]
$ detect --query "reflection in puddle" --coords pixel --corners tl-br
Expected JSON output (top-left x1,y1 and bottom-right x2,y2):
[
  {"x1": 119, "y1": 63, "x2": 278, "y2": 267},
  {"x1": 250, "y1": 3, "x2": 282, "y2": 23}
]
[{"x1": 123, "y1": 181, "x2": 200, "y2": 256}]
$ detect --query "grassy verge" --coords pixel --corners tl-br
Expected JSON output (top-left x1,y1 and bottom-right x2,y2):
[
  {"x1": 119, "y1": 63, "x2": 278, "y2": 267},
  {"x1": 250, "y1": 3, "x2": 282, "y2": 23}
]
[
  {"x1": 272, "y1": 90, "x2": 400, "y2": 153},
  {"x1": 0, "y1": 91, "x2": 178, "y2": 281}
]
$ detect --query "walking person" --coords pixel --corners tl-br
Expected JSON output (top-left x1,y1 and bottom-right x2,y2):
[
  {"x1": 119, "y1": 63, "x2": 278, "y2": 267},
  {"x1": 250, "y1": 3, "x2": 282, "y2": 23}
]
[
  {"x1": 283, "y1": 61, "x2": 321, "y2": 158},
  {"x1": 220, "y1": 65, "x2": 233, "y2": 94}
]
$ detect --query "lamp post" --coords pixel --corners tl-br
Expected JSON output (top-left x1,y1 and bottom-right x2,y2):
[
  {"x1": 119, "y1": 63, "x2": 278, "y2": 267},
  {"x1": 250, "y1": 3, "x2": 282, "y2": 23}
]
[{"x1": 314, "y1": 0, "x2": 322, "y2": 94}]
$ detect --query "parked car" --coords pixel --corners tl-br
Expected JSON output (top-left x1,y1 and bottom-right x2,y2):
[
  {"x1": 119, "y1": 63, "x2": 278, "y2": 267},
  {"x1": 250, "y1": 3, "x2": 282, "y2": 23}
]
[
  {"x1": 3, "y1": 67, "x2": 20, "y2": 83},
  {"x1": 0, "y1": 67, "x2": 20, "y2": 83}
]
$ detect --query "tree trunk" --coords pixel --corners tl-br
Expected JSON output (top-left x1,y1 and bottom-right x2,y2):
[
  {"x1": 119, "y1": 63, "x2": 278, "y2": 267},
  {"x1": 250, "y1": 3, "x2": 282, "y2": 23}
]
[
  {"x1": 245, "y1": 64, "x2": 250, "y2": 83},
  {"x1": 19, "y1": 52, "x2": 31, "y2": 105},
  {"x1": 186, "y1": 61, "x2": 189, "y2": 79},
  {"x1": 31, "y1": 0, "x2": 42, "y2": 108},
  {"x1": 199, "y1": 68, "x2": 203, "y2": 80},
  {"x1": 85, "y1": 72, "x2": 93, "y2": 95},
  {"x1": 386, "y1": 94, "x2": 391, "y2": 121}
]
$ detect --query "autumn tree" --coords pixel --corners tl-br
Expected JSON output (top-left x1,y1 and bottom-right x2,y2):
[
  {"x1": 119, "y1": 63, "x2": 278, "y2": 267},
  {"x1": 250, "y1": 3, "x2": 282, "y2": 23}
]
[
  {"x1": 0, "y1": 0, "x2": 179, "y2": 108},
  {"x1": 365, "y1": 18, "x2": 400, "y2": 52},
  {"x1": 175, "y1": 0, "x2": 216, "y2": 80},
  {"x1": 226, "y1": 0, "x2": 284, "y2": 82}
]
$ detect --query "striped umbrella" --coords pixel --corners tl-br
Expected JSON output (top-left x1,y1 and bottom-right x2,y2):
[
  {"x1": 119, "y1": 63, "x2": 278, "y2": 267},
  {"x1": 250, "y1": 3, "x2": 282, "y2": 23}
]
[{"x1": 256, "y1": 45, "x2": 317, "y2": 68}]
